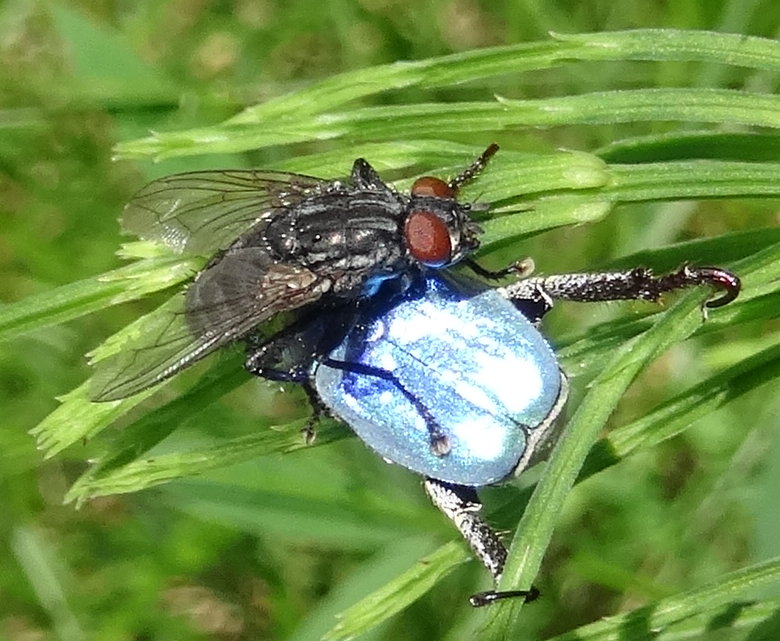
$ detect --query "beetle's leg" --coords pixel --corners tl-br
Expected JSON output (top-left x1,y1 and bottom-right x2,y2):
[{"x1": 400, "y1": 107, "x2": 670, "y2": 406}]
[
  {"x1": 424, "y1": 478, "x2": 539, "y2": 607},
  {"x1": 321, "y1": 357, "x2": 451, "y2": 456},
  {"x1": 500, "y1": 265, "x2": 740, "y2": 315},
  {"x1": 424, "y1": 479, "x2": 506, "y2": 578},
  {"x1": 448, "y1": 143, "x2": 500, "y2": 193}
]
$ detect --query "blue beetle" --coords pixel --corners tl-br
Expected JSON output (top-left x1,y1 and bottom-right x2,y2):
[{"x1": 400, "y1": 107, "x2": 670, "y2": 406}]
[{"x1": 313, "y1": 271, "x2": 567, "y2": 488}]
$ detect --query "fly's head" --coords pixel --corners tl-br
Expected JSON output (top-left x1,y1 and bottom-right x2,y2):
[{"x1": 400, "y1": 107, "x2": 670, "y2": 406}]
[{"x1": 403, "y1": 175, "x2": 483, "y2": 269}]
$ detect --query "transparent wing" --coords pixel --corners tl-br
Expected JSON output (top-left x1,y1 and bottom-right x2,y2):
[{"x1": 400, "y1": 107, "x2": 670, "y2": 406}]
[
  {"x1": 90, "y1": 248, "x2": 329, "y2": 401},
  {"x1": 122, "y1": 169, "x2": 328, "y2": 254}
]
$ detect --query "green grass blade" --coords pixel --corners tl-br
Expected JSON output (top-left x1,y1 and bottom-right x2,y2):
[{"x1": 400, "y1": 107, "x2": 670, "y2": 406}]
[
  {"x1": 0, "y1": 251, "x2": 200, "y2": 342},
  {"x1": 647, "y1": 600, "x2": 780, "y2": 641},
  {"x1": 544, "y1": 557, "x2": 780, "y2": 641},
  {"x1": 29, "y1": 381, "x2": 157, "y2": 460},
  {"x1": 582, "y1": 340, "x2": 780, "y2": 479},
  {"x1": 228, "y1": 29, "x2": 780, "y2": 123},
  {"x1": 115, "y1": 89, "x2": 780, "y2": 160},
  {"x1": 64, "y1": 419, "x2": 349, "y2": 505},
  {"x1": 596, "y1": 131, "x2": 780, "y2": 162},
  {"x1": 602, "y1": 161, "x2": 780, "y2": 202},
  {"x1": 324, "y1": 541, "x2": 472, "y2": 641}
]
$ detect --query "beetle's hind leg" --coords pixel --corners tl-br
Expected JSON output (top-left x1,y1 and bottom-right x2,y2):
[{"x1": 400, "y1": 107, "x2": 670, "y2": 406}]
[
  {"x1": 424, "y1": 478, "x2": 539, "y2": 607},
  {"x1": 500, "y1": 264, "x2": 740, "y2": 320}
]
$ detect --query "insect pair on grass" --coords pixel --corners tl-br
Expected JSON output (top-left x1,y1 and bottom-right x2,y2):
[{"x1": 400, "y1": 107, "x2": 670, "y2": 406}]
[{"x1": 92, "y1": 145, "x2": 739, "y2": 605}]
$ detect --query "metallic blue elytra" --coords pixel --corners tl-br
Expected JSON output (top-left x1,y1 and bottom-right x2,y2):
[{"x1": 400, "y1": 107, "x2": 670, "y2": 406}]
[{"x1": 313, "y1": 273, "x2": 566, "y2": 486}]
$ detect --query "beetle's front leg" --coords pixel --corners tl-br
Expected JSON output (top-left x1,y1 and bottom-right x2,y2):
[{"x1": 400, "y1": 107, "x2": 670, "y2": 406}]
[
  {"x1": 500, "y1": 265, "x2": 740, "y2": 319},
  {"x1": 424, "y1": 478, "x2": 538, "y2": 607}
]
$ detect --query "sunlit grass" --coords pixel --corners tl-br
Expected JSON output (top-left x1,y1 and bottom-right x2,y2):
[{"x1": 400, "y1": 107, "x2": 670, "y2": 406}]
[{"x1": 1, "y1": 4, "x2": 778, "y2": 640}]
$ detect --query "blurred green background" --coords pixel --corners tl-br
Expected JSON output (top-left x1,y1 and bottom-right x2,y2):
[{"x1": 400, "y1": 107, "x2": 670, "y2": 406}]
[{"x1": 1, "y1": 1, "x2": 779, "y2": 640}]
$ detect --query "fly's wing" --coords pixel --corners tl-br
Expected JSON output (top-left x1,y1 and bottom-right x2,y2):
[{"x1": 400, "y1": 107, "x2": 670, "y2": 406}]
[
  {"x1": 90, "y1": 248, "x2": 330, "y2": 401},
  {"x1": 122, "y1": 170, "x2": 328, "y2": 255}
]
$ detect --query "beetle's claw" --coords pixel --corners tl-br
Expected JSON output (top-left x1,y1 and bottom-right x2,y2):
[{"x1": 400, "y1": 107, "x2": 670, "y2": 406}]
[{"x1": 685, "y1": 266, "x2": 741, "y2": 308}]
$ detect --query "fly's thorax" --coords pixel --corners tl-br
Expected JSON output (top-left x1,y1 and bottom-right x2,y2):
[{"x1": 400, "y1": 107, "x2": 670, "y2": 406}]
[
  {"x1": 260, "y1": 188, "x2": 415, "y2": 297},
  {"x1": 263, "y1": 189, "x2": 405, "y2": 259}
]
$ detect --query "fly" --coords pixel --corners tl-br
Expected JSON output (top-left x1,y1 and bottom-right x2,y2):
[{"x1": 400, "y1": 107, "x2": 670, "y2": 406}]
[{"x1": 90, "y1": 145, "x2": 500, "y2": 401}]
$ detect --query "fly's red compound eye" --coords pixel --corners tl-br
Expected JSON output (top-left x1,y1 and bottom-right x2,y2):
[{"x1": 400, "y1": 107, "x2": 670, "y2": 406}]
[
  {"x1": 404, "y1": 210, "x2": 452, "y2": 267},
  {"x1": 411, "y1": 177, "x2": 455, "y2": 199}
]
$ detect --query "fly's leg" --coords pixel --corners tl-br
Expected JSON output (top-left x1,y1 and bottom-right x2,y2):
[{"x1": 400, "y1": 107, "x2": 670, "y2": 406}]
[
  {"x1": 424, "y1": 478, "x2": 539, "y2": 607},
  {"x1": 500, "y1": 265, "x2": 740, "y2": 321},
  {"x1": 299, "y1": 382, "x2": 328, "y2": 444},
  {"x1": 244, "y1": 358, "x2": 324, "y2": 444},
  {"x1": 464, "y1": 257, "x2": 535, "y2": 282},
  {"x1": 243, "y1": 301, "x2": 449, "y2": 452},
  {"x1": 244, "y1": 303, "x2": 361, "y2": 444},
  {"x1": 354, "y1": 143, "x2": 499, "y2": 194},
  {"x1": 322, "y1": 357, "x2": 451, "y2": 456}
]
